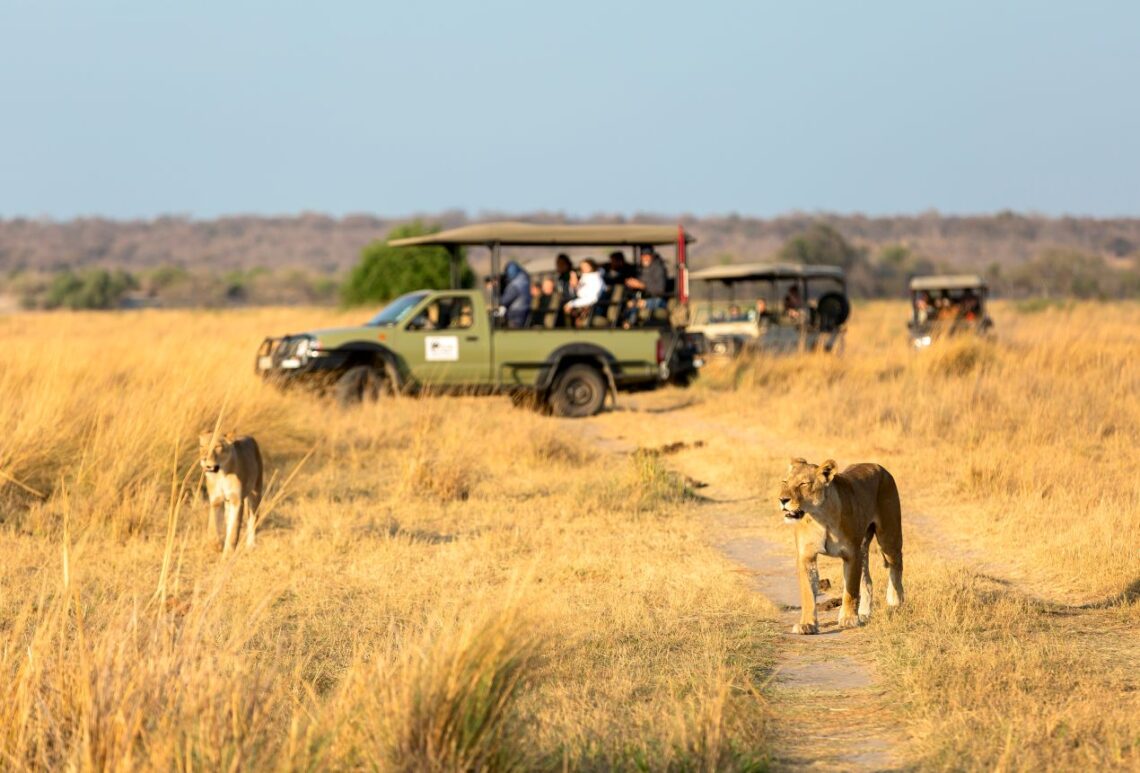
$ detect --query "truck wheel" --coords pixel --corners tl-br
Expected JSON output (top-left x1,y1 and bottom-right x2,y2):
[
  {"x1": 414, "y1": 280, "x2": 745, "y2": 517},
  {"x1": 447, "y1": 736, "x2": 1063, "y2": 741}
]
[
  {"x1": 335, "y1": 365, "x2": 387, "y2": 406},
  {"x1": 670, "y1": 368, "x2": 697, "y2": 388},
  {"x1": 549, "y1": 364, "x2": 606, "y2": 418}
]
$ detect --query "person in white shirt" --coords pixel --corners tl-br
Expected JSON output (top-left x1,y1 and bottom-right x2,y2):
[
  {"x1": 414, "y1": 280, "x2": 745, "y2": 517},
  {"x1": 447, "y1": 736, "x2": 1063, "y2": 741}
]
[{"x1": 563, "y1": 259, "x2": 604, "y2": 326}]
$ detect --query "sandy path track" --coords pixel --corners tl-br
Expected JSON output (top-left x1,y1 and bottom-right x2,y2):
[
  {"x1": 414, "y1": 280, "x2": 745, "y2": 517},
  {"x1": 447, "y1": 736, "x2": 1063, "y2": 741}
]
[
  {"x1": 586, "y1": 393, "x2": 905, "y2": 771},
  {"x1": 584, "y1": 388, "x2": 1138, "y2": 771}
]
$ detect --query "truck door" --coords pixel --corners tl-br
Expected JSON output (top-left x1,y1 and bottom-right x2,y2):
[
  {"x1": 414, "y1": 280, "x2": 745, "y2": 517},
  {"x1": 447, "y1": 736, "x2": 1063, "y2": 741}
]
[{"x1": 402, "y1": 293, "x2": 492, "y2": 386}]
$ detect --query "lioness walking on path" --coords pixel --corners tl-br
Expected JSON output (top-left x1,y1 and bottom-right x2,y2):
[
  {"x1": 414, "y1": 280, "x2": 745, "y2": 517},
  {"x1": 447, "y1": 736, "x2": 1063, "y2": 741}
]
[
  {"x1": 778, "y1": 458, "x2": 904, "y2": 634},
  {"x1": 199, "y1": 431, "x2": 264, "y2": 555}
]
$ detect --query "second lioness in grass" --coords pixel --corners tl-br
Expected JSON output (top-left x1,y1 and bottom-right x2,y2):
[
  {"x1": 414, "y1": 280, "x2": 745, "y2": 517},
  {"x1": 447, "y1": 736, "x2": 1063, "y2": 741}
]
[
  {"x1": 199, "y1": 431, "x2": 264, "y2": 554},
  {"x1": 778, "y1": 458, "x2": 903, "y2": 634}
]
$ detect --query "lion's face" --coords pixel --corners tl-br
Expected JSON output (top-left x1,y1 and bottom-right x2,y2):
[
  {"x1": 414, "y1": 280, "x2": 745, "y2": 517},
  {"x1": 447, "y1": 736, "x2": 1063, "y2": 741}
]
[
  {"x1": 778, "y1": 457, "x2": 839, "y2": 524},
  {"x1": 198, "y1": 432, "x2": 234, "y2": 473}
]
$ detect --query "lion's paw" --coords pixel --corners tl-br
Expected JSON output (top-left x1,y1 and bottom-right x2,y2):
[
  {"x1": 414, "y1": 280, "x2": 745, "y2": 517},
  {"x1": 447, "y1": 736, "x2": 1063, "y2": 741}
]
[
  {"x1": 791, "y1": 622, "x2": 819, "y2": 635},
  {"x1": 837, "y1": 614, "x2": 863, "y2": 629}
]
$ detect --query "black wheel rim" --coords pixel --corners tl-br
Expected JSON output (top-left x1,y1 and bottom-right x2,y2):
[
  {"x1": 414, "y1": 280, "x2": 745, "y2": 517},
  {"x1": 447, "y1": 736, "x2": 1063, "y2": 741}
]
[{"x1": 564, "y1": 378, "x2": 596, "y2": 408}]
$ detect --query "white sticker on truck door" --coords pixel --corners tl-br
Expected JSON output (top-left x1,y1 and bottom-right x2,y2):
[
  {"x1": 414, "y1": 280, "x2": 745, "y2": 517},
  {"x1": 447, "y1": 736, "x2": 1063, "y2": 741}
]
[{"x1": 425, "y1": 335, "x2": 459, "y2": 362}]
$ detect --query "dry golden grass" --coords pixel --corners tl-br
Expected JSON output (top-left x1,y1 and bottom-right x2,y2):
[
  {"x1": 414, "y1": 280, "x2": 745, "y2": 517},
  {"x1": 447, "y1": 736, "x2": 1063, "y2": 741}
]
[
  {"x1": 694, "y1": 300, "x2": 1140, "y2": 770},
  {"x1": 0, "y1": 309, "x2": 774, "y2": 770},
  {"x1": 2, "y1": 301, "x2": 1138, "y2": 770}
]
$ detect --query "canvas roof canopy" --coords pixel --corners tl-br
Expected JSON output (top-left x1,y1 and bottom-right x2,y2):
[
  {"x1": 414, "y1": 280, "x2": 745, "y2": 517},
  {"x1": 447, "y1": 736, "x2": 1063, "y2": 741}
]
[
  {"x1": 689, "y1": 263, "x2": 846, "y2": 282},
  {"x1": 909, "y1": 274, "x2": 986, "y2": 292},
  {"x1": 388, "y1": 221, "x2": 691, "y2": 248}
]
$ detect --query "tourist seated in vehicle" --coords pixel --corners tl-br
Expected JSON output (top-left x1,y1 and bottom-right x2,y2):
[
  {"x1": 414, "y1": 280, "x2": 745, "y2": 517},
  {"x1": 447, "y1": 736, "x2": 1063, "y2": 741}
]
[
  {"x1": 623, "y1": 246, "x2": 669, "y2": 325},
  {"x1": 410, "y1": 301, "x2": 441, "y2": 330},
  {"x1": 555, "y1": 253, "x2": 579, "y2": 300},
  {"x1": 410, "y1": 296, "x2": 472, "y2": 331},
  {"x1": 935, "y1": 291, "x2": 957, "y2": 321},
  {"x1": 751, "y1": 298, "x2": 770, "y2": 322},
  {"x1": 783, "y1": 285, "x2": 803, "y2": 321},
  {"x1": 959, "y1": 289, "x2": 980, "y2": 321},
  {"x1": 530, "y1": 277, "x2": 562, "y2": 328},
  {"x1": 605, "y1": 251, "x2": 639, "y2": 288},
  {"x1": 727, "y1": 304, "x2": 746, "y2": 321},
  {"x1": 455, "y1": 299, "x2": 474, "y2": 329},
  {"x1": 497, "y1": 261, "x2": 532, "y2": 329},
  {"x1": 563, "y1": 258, "x2": 604, "y2": 327},
  {"x1": 915, "y1": 291, "x2": 933, "y2": 324}
]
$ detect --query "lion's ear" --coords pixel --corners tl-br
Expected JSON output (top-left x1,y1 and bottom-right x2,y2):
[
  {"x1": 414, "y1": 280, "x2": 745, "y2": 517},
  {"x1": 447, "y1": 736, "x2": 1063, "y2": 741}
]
[
  {"x1": 788, "y1": 457, "x2": 807, "y2": 473},
  {"x1": 223, "y1": 431, "x2": 236, "y2": 442},
  {"x1": 817, "y1": 459, "x2": 838, "y2": 483},
  {"x1": 198, "y1": 431, "x2": 213, "y2": 446}
]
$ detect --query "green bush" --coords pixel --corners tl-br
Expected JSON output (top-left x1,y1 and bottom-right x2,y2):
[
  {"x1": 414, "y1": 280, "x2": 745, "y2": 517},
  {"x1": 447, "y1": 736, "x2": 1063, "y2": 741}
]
[
  {"x1": 778, "y1": 222, "x2": 865, "y2": 270},
  {"x1": 341, "y1": 222, "x2": 474, "y2": 306},
  {"x1": 43, "y1": 269, "x2": 138, "y2": 310}
]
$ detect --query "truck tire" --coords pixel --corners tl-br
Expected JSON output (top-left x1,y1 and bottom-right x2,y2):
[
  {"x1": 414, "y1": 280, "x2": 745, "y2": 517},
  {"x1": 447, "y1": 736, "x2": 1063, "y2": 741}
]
[
  {"x1": 335, "y1": 365, "x2": 387, "y2": 406},
  {"x1": 548, "y1": 364, "x2": 606, "y2": 418},
  {"x1": 815, "y1": 291, "x2": 851, "y2": 333},
  {"x1": 670, "y1": 368, "x2": 697, "y2": 388}
]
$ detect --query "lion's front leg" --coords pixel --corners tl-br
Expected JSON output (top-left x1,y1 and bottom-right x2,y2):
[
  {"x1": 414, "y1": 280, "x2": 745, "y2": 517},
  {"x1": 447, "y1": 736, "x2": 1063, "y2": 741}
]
[
  {"x1": 222, "y1": 495, "x2": 240, "y2": 556},
  {"x1": 838, "y1": 551, "x2": 864, "y2": 628},
  {"x1": 793, "y1": 553, "x2": 820, "y2": 635},
  {"x1": 208, "y1": 497, "x2": 225, "y2": 550},
  {"x1": 244, "y1": 496, "x2": 257, "y2": 549}
]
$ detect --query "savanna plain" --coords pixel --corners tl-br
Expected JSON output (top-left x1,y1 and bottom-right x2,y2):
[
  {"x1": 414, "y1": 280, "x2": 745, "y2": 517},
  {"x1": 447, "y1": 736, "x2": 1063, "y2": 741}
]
[{"x1": 0, "y1": 301, "x2": 1137, "y2": 771}]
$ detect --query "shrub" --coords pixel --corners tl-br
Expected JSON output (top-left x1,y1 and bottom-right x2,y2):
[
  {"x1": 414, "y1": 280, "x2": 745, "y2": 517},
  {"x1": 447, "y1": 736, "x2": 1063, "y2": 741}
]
[
  {"x1": 341, "y1": 222, "x2": 474, "y2": 306},
  {"x1": 42, "y1": 269, "x2": 138, "y2": 310},
  {"x1": 777, "y1": 222, "x2": 864, "y2": 270}
]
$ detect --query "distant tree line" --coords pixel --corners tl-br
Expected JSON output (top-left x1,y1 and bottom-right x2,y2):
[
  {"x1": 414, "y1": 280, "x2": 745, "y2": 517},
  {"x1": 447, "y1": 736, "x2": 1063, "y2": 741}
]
[
  {"x1": 5, "y1": 220, "x2": 1138, "y2": 309},
  {"x1": 767, "y1": 222, "x2": 1140, "y2": 300},
  {"x1": 988, "y1": 248, "x2": 1140, "y2": 299},
  {"x1": 11, "y1": 266, "x2": 339, "y2": 309}
]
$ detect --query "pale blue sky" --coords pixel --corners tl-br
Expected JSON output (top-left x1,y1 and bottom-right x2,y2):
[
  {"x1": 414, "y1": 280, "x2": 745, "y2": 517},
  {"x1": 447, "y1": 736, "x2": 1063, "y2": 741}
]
[{"x1": 1, "y1": 1, "x2": 1136, "y2": 219}]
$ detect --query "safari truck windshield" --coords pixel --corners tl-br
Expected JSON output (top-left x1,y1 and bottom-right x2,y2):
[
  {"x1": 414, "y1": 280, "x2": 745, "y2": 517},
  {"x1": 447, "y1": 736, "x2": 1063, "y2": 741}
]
[
  {"x1": 366, "y1": 291, "x2": 428, "y2": 326},
  {"x1": 688, "y1": 263, "x2": 850, "y2": 355},
  {"x1": 255, "y1": 221, "x2": 701, "y2": 418}
]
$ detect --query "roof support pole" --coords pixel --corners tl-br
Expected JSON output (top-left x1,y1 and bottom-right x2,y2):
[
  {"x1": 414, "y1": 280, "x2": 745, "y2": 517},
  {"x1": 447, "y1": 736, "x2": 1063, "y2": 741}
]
[
  {"x1": 799, "y1": 278, "x2": 807, "y2": 351},
  {"x1": 490, "y1": 241, "x2": 502, "y2": 312},
  {"x1": 448, "y1": 245, "x2": 461, "y2": 289}
]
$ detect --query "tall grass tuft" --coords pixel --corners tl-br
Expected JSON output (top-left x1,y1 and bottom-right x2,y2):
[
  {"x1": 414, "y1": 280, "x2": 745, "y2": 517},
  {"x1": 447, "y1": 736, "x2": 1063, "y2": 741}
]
[{"x1": 357, "y1": 608, "x2": 541, "y2": 772}]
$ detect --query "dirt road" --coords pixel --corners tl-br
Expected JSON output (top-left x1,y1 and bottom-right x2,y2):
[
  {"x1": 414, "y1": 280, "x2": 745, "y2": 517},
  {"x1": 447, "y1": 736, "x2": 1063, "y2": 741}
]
[{"x1": 584, "y1": 388, "x2": 1139, "y2": 771}]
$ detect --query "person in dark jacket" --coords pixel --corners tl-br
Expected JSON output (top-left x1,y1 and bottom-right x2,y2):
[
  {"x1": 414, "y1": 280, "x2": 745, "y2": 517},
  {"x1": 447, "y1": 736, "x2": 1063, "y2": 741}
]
[
  {"x1": 624, "y1": 247, "x2": 669, "y2": 324},
  {"x1": 605, "y1": 251, "x2": 638, "y2": 287},
  {"x1": 554, "y1": 253, "x2": 579, "y2": 301},
  {"x1": 497, "y1": 261, "x2": 532, "y2": 328},
  {"x1": 636, "y1": 247, "x2": 667, "y2": 300}
]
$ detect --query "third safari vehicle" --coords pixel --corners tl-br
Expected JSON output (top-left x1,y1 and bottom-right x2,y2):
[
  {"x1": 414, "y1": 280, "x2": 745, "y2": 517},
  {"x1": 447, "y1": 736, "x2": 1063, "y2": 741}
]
[{"x1": 908, "y1": 274, "x2": 994, "y2": 348}]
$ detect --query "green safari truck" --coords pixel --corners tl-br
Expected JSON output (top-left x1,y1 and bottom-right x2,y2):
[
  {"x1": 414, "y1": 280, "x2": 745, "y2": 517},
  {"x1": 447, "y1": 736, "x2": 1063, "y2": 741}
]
[{"x1": 255, "y1": 222, "x2": 700, "y2": 417}]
